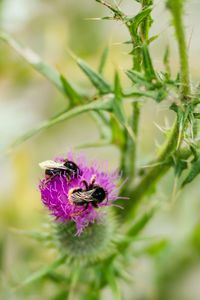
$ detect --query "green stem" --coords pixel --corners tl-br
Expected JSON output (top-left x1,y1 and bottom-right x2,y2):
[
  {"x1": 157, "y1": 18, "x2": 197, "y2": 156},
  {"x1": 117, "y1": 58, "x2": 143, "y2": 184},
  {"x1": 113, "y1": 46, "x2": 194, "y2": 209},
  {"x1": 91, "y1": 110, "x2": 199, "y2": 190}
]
[
  {"x1": 128, "y1": 102, "x2": 140, "y2": 179},
  {"x1": 141, "y1": 0, "x2": 153, "y2": 41},
  {"x1": 124, "y1": 122, "x2": 177, "y2": 216},
  {"x1": 125, "y1": 0, "x2": 154, "y2": 181},
  {"x1": 126, "y1": 135, "x2": 200, "y2": 219},
  {"x1": 123, "y1": 0, "x2": 192, "y2": 216},
  {"x1": 68, "y1": 265, "x2": 81, "y2": 300},
  {"x1": 167, "y1": 0, "x2": 191, "y2": 101},
  {"x1": 120, "y1": 130, "x2": 128, "y2": 176}
]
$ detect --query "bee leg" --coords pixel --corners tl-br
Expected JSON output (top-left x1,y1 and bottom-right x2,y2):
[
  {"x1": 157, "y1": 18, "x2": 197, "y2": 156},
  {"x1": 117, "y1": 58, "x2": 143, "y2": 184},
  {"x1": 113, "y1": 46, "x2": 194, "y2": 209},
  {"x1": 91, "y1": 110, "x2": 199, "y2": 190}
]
[
  {"x1": 43, "y1": 174, "x2": 57, "y2": 185},
  {"x1": 89, "y1": 175, "x2": 96, "y2": 189},
  {"x1": 70, "y1": 211, "x2": 83, "y2": 217},
  {"x1": 70, "y1": 203, "x2": 89, "y2": 217},
  {"x1": 81, "y1": 180, "x2": 89, "y2": 190},
  {"x1": 92, "y1": 202, "x2": 98, "y2": 208}
]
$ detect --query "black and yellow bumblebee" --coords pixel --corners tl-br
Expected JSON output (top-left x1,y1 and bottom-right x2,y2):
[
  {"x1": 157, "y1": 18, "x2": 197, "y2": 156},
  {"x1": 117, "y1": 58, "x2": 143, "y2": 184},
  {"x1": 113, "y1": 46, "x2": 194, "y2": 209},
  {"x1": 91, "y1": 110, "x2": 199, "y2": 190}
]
[
  {"x1": 68, "y1": 176, "x2": 107, "y2": 210},
  {"x1": 39, "y1": 159, "x2": 80, "y2": 181}
]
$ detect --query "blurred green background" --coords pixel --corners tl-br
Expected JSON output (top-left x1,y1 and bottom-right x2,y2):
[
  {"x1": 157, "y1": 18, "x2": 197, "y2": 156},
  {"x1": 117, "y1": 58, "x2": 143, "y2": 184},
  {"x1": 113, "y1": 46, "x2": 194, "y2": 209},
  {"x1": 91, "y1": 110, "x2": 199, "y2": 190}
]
[{"x1": 1, "y1": 0, "x2": 200, "y2": 299}]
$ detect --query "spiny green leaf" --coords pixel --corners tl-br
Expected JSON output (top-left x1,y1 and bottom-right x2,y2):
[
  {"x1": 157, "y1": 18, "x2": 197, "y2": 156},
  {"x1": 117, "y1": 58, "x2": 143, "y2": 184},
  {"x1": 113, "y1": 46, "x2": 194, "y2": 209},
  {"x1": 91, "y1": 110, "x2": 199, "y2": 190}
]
[
  {"x1": 178, "y1": 108, "x2": 192, "y2": 149},
  {"x1": 148, "y1": 34, "x2": 159, "y2": 44},
  {"x1": 126, "y1": 208, "x2": 155, "y2": 237},
  {"x1": 126, "y1": 69, "x2": 152, "y2": 89},
  {"x1": 189, "y1": 145, "x2": 199, "y2": 162},
  {"x1": 182, "y1": 155, "x2": 200, "y2": 187},
  {"x1": 0, "y1": 33, "x2": 66, "y2": 95},
  {"x1": 170, "y1": 102, "x2": 179, "y2": 113},
  {"x1": 117, "y1": 208, "x2": 156, "y2": 252},
  {"x1": 20, "y1": 254, "x2": 67, "y2": 287},
  {"x1": 128, "y1": 7, "x2": 152, "y2": 36},
  {"x1": 173, "y1": 158, "x2": 188, "y2": 178},
  {"x1": 163, "y1": 45, "x2": 171, "y2": 78},
  {"x1": 60, "y1": 75, "x2": 83, "y2": 106},
  {"x1": 114, "y1": 71, "x2": 122, "y2": 99},
  {"x1": 170, "y1": 103, "x2": 192, "y2": 149},
  {"x1": 0, "y1": 32, "x2": 112, "y2": 140},
  {"x1": 155, "y1": 89, "x2": 168, "y2": 103},
  {"x1": 126, "y1": 70, "x2": 167, "y2": 102},
  {"x1": 110, "y1": 116, "x2": 125, "y2": 146},
  {"x1": 113, "y1": 72, "x2": 135, "y2": 141},
  {"x1": 0, "y1": 33, "x2": 86, "y2": 106},
  {"x1": 123, "y1": 87, "x2": 162, "y2": 100},
  {"x1": 9, "y1": 97, "x2": 114, "y2": 150},
  {"x1": 142, "y1": 43, "x2": 157, "y2": 80},
  {"x1": 140, "y1": 1, "x2": 153, "y2": 40},
  {"x1": 76, "y1": 57, "x2": 112, "y2": 94},
  {"x1": 143, "y1": 239, "x2": 169, "y2": 256},
  {"x1": 98, "y1": 46, "x2": 109, "y2": 74}
]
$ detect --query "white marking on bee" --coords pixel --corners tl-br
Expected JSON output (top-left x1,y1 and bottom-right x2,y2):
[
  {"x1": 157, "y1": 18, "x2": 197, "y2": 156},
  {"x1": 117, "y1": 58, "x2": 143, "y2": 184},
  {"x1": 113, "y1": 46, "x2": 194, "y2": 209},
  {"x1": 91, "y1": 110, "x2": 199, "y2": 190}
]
[{"x1": 39, "y1": 160, "x2": 66, "y2": 170}]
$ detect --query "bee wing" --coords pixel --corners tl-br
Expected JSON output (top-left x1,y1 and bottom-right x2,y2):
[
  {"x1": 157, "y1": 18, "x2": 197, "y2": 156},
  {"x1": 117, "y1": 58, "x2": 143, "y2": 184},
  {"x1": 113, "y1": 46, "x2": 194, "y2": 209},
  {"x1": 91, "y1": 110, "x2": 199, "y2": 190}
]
[
  {"x1": 39, "y1": 160, "x2": 66, "y2": 170},
  {"x1": 72, "y1": 189, "x2": 96, "y2": 203}
]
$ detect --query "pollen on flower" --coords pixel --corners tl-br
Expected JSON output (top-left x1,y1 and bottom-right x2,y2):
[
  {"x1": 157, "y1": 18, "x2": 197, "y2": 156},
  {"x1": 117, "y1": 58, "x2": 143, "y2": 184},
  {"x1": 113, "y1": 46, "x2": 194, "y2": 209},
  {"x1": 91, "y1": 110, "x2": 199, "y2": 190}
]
[{"x1": 39, "y1": 153, "x2": 122, "y2": 235}]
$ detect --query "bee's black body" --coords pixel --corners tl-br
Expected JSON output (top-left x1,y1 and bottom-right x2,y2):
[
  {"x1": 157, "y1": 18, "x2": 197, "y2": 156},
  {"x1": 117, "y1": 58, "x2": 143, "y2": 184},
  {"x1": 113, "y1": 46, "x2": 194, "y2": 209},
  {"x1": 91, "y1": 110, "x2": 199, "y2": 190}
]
[
  {"x1": 69, "y1": 178, "x2": 106, "y2": 209},
  {"x1": 45, "y1": 160, "x2": 80, "y2": 181}
]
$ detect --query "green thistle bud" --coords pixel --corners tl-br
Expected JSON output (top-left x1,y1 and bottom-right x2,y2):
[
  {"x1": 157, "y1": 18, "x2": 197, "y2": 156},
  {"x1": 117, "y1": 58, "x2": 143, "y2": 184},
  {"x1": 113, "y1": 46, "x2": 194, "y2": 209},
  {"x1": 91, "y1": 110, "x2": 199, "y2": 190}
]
[{"x1": 53, "y1": 209, "x2": 118, "y2": 263}]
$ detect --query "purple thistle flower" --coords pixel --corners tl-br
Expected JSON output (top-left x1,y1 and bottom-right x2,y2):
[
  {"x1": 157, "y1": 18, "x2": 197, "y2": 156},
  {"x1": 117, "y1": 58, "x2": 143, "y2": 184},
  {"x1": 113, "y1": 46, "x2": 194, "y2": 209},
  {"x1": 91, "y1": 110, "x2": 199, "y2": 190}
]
[{"x1": 39, "y1": 153, "x2": 122, "y2": 235}]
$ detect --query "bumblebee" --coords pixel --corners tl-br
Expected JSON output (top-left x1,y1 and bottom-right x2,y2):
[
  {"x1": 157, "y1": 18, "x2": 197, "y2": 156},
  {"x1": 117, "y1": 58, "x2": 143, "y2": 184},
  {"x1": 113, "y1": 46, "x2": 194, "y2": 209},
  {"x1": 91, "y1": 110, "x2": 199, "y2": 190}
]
[
  {"x1": 68, "y1": 176, "x2": 107, "y2": 210},
  {"x1": 39, "y1": 159, "x2": 80, "y2": 181}
]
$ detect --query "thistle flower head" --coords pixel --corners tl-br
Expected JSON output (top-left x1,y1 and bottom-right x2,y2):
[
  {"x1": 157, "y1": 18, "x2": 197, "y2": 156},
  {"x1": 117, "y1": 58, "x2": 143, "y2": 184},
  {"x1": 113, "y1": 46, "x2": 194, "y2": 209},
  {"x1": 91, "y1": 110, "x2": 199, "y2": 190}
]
[{"x1": 39, "y1": 153, "x2": 121, "y2": 235}]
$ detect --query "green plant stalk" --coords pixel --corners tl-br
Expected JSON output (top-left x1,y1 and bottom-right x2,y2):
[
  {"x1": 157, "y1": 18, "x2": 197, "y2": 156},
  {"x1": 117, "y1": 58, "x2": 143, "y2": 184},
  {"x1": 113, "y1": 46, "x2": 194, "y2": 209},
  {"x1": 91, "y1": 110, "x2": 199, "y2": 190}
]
[
  {"x1": 120, "y1": 130, "x2": 128, "y2": 175},
  {"x1": 127, "y1": 101, "x2": 140, "y2": 179},
  {"x1": 126, "y1": 0, "x2": 192, "y2": 216},
  {"x1": 125, "y1": 122, "x2": 178, "y2": 217},
  {"x1": 95, "y1": 0, "x2": 147, "y2": 180},
  {"x1": 96, "y1": 0, "x2": 141, "y2": 179},
  {"x1": 125, "y1": 26, "x2": 142, "y2": 179},
  {"x1": 141, "y1": 0, "x2": 153, "y2": 41},
  {"x1": 126, "y1": 137, "x2": 200, "y2": 219},
  {"x1": 128, "y1": 36, "x2": 141, "y2": 180},
  {"x1": 167, "y1": 0, "x2": 191, "y2": 101},
  {"x1": 125, "y1": 0, "x2": 154, "y2": 181}
]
